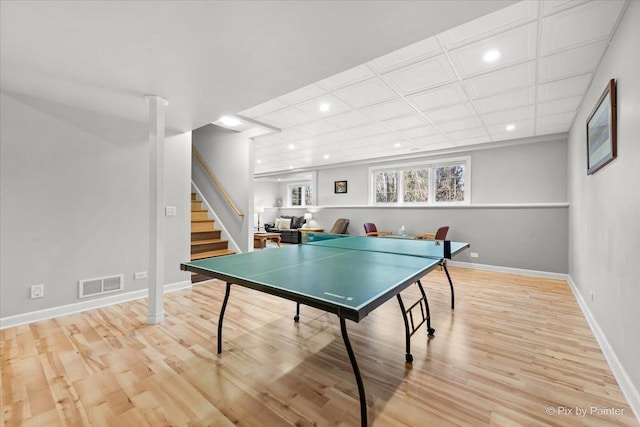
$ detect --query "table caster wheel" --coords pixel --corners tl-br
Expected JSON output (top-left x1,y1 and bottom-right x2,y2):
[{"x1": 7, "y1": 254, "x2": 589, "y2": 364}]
[
  {"x1": 293, "y1": 315, "x2": 299, "y2": 323},
  {"x1": 406, "y1": 354, "x2": 413, "y2": 363},
  {"x1": 428, "y1": 328, "x2": 435, "y2": 336}
]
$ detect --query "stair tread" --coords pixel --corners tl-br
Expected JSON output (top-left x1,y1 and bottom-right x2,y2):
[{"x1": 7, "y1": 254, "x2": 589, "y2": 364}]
[
  {"x1": 191, "y1": 249, "x2": 235, "y2": 260},
  {"x1": 191, "y1": 238, "x2": 228, "y2": 246},
  {"x1": 190, "y1": 197, "x2": 232, "y2": 264}
]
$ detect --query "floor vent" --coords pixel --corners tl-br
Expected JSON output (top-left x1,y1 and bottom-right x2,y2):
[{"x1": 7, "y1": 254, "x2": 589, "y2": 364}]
[{"x1": 79, "y1": 274, "x2": 124, "y2": 298}]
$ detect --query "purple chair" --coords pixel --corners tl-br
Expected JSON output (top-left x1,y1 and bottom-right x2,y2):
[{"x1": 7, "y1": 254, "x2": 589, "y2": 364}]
[
  {"x1": 363, "y1": 223, "x2": 391, "y2": 237},
  {"x1": 435, "y1": 226, "x2": 449, "y2": 240}
]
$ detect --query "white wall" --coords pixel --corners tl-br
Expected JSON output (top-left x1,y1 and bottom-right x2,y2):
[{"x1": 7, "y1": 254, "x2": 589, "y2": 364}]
[
  {"x1": 254, "y1": 180, "x2": 281, "y2": 225},
  {"x1": 318, "y1": 166, "x2": 369, "y2": 205},
  {"x1": 567, "y1": 0, "x2": 640, "y2": 413},
  {"x1": 164, "y1": 132, "x2": 193, "y2": 284},
  {"x1": 0, "y1": 92, "x2": 191, "y2": 323}
]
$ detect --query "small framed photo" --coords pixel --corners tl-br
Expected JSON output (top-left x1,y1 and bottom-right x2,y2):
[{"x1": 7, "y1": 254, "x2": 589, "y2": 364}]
[
  {"x1": 586, "y1": 79, "x2": 617, "y2": 175},
  {"x1": 334, "y1": 180, "x2": 347, "y2": 194}
]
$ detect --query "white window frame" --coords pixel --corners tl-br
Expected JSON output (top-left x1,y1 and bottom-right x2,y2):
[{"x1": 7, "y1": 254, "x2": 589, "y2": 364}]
[
  {"x1": 287, "y1": 182, "x2": 313, "y2": 207},
  {"x1": 369, "y1": 156, "x2": 471, "y2": 206}
]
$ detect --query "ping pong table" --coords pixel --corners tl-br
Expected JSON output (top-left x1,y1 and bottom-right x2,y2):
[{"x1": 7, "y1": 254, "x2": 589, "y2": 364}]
[{"x1": 180, "y1": 233, "x2": 469, "y2": 426}]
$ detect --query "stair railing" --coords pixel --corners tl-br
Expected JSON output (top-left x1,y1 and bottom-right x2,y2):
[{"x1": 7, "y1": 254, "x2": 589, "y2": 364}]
[{"x1": 192, "y1": 147, "x2": 245, "y2": 217}]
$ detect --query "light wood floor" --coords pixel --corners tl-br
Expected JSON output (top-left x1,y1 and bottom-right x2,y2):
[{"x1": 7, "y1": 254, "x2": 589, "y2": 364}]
[{"x1": 1, "y1": 267, "x2": 637, "y2": 426}]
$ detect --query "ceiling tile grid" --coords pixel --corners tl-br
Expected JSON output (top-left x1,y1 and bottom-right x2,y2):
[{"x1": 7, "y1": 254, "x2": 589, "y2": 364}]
[{"x1": 242, "y1": 0, "x2": 628, "y2": 175}]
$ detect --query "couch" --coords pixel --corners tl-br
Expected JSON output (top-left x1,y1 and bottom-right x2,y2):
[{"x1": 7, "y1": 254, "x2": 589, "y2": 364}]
[{"x1": 264, "y1": 215, "x2": 307, "y2": 244}]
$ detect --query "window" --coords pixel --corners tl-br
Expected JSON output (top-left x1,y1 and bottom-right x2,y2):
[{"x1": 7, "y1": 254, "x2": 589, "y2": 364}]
[
  {"x1": 370, "y1": 157, "x2": 470, "y2": 205},
  {"x1": 403, "y1": 168, "x2": 429, "y2": 203},
  {"x1": 435, "y1": 164, "x2": 465, "y2": 202},
  {"x1": 375, "y1": 171, "x2": 398, "y2": 203},
  {"x1": 288, "y1": 183, "x2": 313, "y2": 207}
]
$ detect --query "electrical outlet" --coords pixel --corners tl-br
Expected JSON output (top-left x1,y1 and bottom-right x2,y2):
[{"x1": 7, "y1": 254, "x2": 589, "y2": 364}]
[
  {"x1": 470, "y1": 252, "x2": 479, "y2": 258},
  {"x1": 31, "y1": 284, "x2": 44, "y2": 299},
  {"x1": 134, "y1": 271, "x2": 147, "y2": 280},
  {"x1": 165, "y1": 206, "x2": 176, "y2": 216}
]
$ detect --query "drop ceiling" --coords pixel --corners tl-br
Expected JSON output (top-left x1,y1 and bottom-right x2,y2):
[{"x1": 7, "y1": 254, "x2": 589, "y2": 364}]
[{"x1": 241, "y1": 0, "x2": 628, "y2": 176}]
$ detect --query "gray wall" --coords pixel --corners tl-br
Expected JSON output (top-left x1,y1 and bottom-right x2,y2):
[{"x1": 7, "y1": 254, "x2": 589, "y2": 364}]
[
  {"x1": 567, "y1": 0, "x2": 640, "y2": 405},
  {"x1": 471, "y1": 140, "x2": 567, "y2": 203},
  {"x1": 192, "y1": 125, "x2": 252, "y2": 252},
  {"x1": 275, "y1": 138, "x2": 568, "y2": 273},
  {"x1": 313, "y1": 138, "x2": 567, "y2": 206},
  {"x1": 0, "y1": 92, "x2": 191, "y2": 319}
]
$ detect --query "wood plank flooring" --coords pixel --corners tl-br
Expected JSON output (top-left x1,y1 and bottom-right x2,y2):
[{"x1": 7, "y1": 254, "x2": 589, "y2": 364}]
[{"x1": 1, "y1": 267, "x2": 637, "y2": 426}]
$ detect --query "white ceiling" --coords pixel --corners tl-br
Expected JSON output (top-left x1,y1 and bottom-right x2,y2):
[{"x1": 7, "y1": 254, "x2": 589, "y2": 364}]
[
  {"x1": 241, "y1": 0, "x2": 628, "y2": 175},
  {"x1": 0, "y1": 0, "x2": 516, "y2": 133}
]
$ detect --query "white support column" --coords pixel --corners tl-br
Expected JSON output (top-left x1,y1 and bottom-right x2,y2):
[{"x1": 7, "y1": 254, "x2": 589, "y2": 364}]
[{"x1": 146, "y1": 95, "x2": 169, "y2": 324}]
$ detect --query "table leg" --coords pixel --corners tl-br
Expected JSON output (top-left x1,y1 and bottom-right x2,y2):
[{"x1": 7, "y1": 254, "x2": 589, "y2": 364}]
[
  {"x1": 396, "y1": 294, "x2": 413, "y2": 363},
  {"x1": 441, "y1": 260, "x2": 455, "y2": 309},
  {"x1": 218, "y1": 282, "x2": 231, "y2": 354},
  {"x1": 396, "y1": 280, "x2": 435, "y2": 363},
  {"x1": 340, "y1": 317, "x2": 367, "y2": 427},
  {"x1": 416, "y1": 280, "x2": 435, "y2": 336},
  {"x1": 294, "y1": 302, "x2": 300, "y2": 322}
]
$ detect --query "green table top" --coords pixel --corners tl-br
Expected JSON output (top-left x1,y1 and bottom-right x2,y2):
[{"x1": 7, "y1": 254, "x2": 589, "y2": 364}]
[
  {"x1": 304, "y1": 233, "x2": 469, "y2": 258},
  {"x1": 183, "y1": 247, "x2": 432, "y2": 321},
  {"x1": 181, "y1": 235, "x2": 469, "y2": 322}
]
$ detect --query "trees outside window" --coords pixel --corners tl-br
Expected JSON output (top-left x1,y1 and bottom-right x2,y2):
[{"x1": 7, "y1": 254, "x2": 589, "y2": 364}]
[
  {"x1": 403, "y1": 168, "x2": 429, "y2": 203},
  {"x1": 375, "y1": 171, "x2": 398, "y2": 203},
  {"x1": 435, "y1": 165, "x2": 465, "y2": 202},
  {"x1": 371, "y1": 157, "x2": 469, "y2": 205}
]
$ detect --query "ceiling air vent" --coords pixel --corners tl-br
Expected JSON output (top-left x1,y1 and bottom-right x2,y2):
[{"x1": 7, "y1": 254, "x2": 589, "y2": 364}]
[{"x1": 79, "y1": 274, "x2": 124, "y2": 298}]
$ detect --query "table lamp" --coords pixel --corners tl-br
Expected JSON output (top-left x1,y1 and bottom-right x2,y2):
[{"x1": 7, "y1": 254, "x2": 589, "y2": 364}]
[
  {"x1": 255, "y1": 206, "x2": 264, "y2": 231},
  {"x1": 304, "y1": 212, "x2": 312, "y2": 228}
]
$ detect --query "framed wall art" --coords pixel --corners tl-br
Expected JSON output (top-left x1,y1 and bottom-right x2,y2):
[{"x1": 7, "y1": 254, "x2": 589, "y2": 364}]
[
  {"x1": 586, "y1": 79, "x2": 617, "y2": 175},
  {"x1": 334, "y1": 180, "x2": 347, "y2": 194}
]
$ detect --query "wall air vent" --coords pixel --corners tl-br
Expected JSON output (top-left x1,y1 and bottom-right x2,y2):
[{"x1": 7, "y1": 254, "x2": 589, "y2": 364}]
[{"x1": 79, "y1": 274, "x2": 124, "y2": 298}]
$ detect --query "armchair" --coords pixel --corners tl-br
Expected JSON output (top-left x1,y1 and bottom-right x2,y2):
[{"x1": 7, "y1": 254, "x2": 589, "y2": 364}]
[{"x1": 328, "y1": 218, "x2": 350, "y2": 234}]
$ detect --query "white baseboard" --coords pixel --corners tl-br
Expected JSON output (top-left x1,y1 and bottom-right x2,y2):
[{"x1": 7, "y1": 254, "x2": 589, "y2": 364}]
[
  {"x1": 566, "y1": 276, "x2": 640, "y2": 422},
  {"x1": 448, "y1": 260, "x2": 569, "y2": 281},
  {"x1": 0, "y1": 280, "x2": 192, "y2": 330}
]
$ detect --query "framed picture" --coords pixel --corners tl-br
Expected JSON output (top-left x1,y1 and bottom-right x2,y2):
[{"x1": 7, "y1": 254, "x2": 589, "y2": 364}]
[
  {"x1": 334, "y1": 180, "x2": 347, "y2": 193},
  {"x1": 586, "y1": 79, "x2": 617, "y2": 175}
]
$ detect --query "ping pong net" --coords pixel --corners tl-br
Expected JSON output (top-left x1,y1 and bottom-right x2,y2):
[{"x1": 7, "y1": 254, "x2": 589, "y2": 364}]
[{"x1": 301, "y1": 232, "x2": 453, "y2": 260}]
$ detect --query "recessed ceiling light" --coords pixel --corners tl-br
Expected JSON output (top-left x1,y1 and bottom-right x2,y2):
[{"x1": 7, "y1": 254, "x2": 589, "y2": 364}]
[
  {"x1": 219, "y1": 116, "x2": 240, "y2": 127},
  {"x1": 323, "y1": 154, "x2": 330, "y2": 159},
  {"x1": 319, "y1": 102, "x2": 331, "y2": 113},
  {"x1": 256, "y1": 159, "x2": 262, "y2": 164},
  {"x1": 288, "y1": 144, "x2": 295, "y2": 149},
  {"x1": 505, "y1": 124, "x2": 516, "y2": 131},
  {"x1": 288, "y1": 166, "x2": 293, "y2": 169},
  {"x1": 394, "y1": 142, "x2": 402, "y2": 148},
  {"x1": 483, "y1": 49, "x2": 501, "y2": 63}
]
